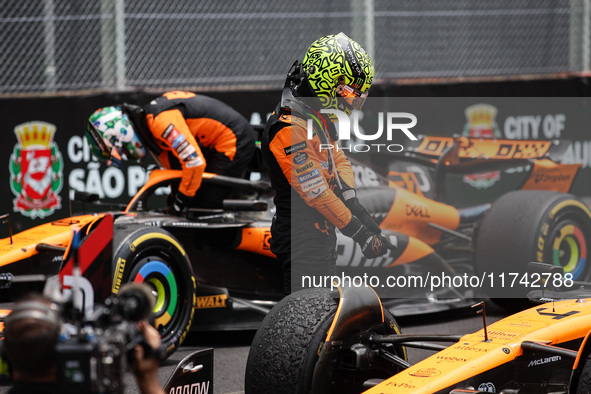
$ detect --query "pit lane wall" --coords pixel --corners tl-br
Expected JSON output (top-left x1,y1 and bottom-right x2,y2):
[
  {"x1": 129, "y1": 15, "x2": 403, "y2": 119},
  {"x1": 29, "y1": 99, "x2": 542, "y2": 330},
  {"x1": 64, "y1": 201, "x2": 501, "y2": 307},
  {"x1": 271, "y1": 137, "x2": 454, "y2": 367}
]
[{"x1": 1, "y1": 75, "x2": 590, "y2": 236}]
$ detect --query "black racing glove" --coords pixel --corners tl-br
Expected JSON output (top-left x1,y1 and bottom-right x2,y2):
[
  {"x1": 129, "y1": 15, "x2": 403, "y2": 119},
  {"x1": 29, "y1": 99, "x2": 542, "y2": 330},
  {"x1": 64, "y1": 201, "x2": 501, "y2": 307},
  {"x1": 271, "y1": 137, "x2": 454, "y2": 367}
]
[
  {"x1": 341, "y1": 217, "x2": 396, "y2": 259},
  {"x1": 168, "y1": 191, "x2": 192, "y2": 215},
  {"x1": 341, "y1": 189, "x2": 382, "y2": 234}
]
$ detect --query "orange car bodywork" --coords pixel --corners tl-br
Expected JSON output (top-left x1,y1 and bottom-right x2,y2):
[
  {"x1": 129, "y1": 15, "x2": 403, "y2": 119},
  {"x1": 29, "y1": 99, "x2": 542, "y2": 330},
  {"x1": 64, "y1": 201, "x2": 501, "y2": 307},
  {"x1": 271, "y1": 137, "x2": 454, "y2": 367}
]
[
  {"x1": 0, "y1": 214, "x2": 103, "y2": 270},
  {"x1": 364, "y1": 298, "x2": 591, "y2": 393},
  {"x1": 373, "y1": 136, "x2": 583, "y2": 268},
  {"x1": 414, "y1": 136, "x2": 581, "y2": 193},
  {"x1": 379, "y1": 186, "x2": 460, "y2": 246},
  {"x1": 415, "y1": 136, "x2": 554, "y2": 160},
  {"x1": 125, "y1": 169, "x2": 276, "y2": 259}
]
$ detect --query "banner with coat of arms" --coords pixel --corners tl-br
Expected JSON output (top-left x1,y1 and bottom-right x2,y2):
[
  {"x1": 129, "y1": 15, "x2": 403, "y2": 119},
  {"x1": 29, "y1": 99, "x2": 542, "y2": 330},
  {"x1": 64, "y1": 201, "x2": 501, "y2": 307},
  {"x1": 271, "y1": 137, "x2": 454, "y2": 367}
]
[
  {"x1": 461, "y1": 104, "x2": 502, "y2": 189},
  {"x1": 9, "y1": 121, "x2": 63, "y2": 219}
]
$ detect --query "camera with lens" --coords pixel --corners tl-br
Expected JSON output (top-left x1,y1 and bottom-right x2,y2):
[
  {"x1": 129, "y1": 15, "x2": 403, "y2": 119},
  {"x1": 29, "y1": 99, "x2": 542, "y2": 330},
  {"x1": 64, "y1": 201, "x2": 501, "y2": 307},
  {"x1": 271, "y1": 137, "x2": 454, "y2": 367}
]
[
  {"x1": 55, "y1": 282, "x2": 163, "y2": 394},
  {"x1": 1, "y1": 275, "x2": 212, "y2": 394}
]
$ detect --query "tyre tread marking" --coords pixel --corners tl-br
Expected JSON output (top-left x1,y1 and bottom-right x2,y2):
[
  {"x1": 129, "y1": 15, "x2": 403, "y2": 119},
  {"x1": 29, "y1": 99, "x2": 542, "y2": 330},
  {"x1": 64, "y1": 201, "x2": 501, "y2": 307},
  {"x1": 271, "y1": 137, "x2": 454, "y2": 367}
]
[
  {"x1": 130, "y1": 233, "x2": 187, "y2": 256},
  {"x1": 550, "y1": 200, "x2": 591, "y2": 220}
]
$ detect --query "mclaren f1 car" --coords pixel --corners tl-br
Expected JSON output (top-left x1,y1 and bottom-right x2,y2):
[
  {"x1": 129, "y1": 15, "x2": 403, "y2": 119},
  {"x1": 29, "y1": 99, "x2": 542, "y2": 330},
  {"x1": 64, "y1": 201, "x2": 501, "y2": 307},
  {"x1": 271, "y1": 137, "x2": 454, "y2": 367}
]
[
  {"x1": 245, "y1": 267, "x2": 591, "y2": 394},
  {"x1": 0, "y1": 135, "x2": 588, "y2": 356}
]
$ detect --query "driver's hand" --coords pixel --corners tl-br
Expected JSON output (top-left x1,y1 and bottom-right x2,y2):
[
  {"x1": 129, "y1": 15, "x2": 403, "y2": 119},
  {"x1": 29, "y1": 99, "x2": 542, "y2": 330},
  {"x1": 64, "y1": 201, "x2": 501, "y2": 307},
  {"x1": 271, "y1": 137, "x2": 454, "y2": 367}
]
[
  {"x1": 344, "y1": 195, "x2": 382, "y2": 234},
  {"x1": 358, "y1": 232, "x2": 397, "y2": 259},
  {"x1": 341, "y1": 216, "x2": 397, "y2": 259},
  {"x1": 168, "y1": 191, "x2": 192, "y2": 215}
]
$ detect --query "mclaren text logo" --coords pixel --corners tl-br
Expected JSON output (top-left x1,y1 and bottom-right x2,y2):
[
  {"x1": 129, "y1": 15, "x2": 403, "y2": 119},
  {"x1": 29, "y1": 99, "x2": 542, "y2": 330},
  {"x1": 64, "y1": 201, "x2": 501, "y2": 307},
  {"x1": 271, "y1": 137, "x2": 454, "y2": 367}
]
[
  {"x1": 307, "y1": 109, "x2": 418, "y2": 153},
  {"x1": 528, "y1": 355, "x2": 561, "y2": 368}
]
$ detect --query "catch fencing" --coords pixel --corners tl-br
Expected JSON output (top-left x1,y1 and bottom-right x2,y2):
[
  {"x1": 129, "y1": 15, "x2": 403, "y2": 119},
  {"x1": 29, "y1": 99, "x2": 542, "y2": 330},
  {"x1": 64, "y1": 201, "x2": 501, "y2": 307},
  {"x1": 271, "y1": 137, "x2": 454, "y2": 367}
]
[{"x1": 1, "y1": 0, "x2": 590, "y2": 94}]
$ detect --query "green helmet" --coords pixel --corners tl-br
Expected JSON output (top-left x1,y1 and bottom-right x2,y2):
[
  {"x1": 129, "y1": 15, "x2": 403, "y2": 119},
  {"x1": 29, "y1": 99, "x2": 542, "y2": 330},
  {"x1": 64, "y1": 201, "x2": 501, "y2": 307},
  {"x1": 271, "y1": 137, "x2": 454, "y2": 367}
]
[
  {"x1": 302, "y1": 32, "x2": 374, "y2": 114},
  {"x1": 86, "y1": 106, "x2": 146, "y2": 166}
]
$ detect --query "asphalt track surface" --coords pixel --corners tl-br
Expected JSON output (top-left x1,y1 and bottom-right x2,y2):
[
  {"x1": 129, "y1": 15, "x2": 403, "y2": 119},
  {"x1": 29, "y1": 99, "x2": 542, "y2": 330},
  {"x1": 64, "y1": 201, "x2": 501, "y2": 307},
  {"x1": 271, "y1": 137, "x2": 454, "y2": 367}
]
[{"x1": 0, "y1": 301, "x2": 508, "y2": 393}]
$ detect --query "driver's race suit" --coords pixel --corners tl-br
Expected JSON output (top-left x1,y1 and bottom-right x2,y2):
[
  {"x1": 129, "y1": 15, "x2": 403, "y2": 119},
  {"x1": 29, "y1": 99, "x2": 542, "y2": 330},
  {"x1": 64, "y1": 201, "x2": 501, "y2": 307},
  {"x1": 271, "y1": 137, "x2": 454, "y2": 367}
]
[
  {"x1": 144, "y1": 91, "x2": 256, "y2": 207},
  {"x1": 262, "y1": 95, "x2": 356, "y2": 293}
]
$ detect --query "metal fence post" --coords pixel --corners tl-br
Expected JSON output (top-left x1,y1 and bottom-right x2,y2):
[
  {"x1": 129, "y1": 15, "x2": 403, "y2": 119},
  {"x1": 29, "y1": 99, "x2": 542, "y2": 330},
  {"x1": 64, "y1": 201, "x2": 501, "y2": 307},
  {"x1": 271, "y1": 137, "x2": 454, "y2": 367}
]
[
  {"x1": 114, "y1": 0, "x2": 126, "y2": 90},
  {"x1": 584, "y1": 0, "x2": 590, "y2": 71},
  {"x1": 364, "y1": 0, "x2": 374, "y2": 63},
  {"x1": 571, "y1": 0, "x2": 591, "y2": 72},
  {"x1": 100, "y1": 0, "x2": 126, "y2": 91},
  {"x1": 43, "y1": 0, "x2": 57, "y2": 91},
  {"x1": 352, "y1": 0, "x2": 374, "y2": 61}
]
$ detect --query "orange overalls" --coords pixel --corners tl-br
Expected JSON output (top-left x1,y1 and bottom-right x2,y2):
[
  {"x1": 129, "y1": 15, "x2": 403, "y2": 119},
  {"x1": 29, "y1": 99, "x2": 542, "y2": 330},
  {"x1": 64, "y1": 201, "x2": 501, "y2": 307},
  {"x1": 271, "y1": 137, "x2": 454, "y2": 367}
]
[
  {"x1": 262, "y1": 94, "x2": 356, "y2": 292},
  {"x1": 145, "y1": 91, "x2": 256, "y2": 201}
]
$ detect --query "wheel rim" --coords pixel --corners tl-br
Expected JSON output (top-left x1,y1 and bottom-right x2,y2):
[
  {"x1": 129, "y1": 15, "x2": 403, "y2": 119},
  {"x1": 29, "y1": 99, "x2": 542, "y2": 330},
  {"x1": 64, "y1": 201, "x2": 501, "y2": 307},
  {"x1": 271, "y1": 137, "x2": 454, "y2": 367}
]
[
  {"x1": 131, "y1": 259, "x2": 179, "y2": 330},
  {"x1": 551, "y1": 223, "x2": 587, "y2": 280}
]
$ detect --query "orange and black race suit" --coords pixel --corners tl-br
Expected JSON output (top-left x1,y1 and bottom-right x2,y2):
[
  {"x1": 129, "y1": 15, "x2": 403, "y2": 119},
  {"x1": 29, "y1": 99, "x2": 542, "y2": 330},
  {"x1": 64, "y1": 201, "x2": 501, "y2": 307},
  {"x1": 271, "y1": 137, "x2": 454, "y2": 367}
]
[
  {"x1": 144, "y1": 91, "x2": 256, "y2": 203},
  {"x1": 262, "y1": 98, "x2": 356, "y2": 292}
]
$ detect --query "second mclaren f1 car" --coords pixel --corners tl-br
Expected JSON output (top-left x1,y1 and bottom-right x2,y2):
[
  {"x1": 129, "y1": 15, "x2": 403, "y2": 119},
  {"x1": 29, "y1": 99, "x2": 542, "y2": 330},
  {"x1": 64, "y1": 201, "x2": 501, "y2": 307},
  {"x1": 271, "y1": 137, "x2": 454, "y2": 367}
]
[
  {"x1": 338, "y1": 135, "x2": 591, "y2": 311},
  {"x1": 245, "y1": 265, "x2": 591, "y2": 393}
]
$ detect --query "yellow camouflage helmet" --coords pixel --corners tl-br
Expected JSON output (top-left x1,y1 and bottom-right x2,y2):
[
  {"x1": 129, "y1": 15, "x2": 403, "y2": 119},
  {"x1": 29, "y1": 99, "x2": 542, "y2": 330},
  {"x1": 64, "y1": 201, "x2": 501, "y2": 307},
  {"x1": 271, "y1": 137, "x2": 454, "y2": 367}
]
[{"x1": 302, "y1": 32, "x2": 374, "y2": 114}]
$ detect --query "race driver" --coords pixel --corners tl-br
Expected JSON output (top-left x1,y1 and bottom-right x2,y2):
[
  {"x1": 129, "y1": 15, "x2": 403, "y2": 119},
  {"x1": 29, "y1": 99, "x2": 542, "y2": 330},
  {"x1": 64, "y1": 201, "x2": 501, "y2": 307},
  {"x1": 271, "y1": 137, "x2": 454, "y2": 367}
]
[
  {"x1": 262, "y1": 33, "x2": 396, "y2": 293},
  {"x1": 86, "y1": 91, "x2": 256, "y2": 212}
]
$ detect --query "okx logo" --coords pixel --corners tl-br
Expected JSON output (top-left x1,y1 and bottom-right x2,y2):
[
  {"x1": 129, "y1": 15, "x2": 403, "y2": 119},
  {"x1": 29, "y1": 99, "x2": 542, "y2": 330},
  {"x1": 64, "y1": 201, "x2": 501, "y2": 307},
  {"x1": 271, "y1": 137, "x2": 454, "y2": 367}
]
[
  {"x1": 10, "y1": 121, "x2": 63, "y2": 219},
  {"x1": 307, "y1": 109, "x2": 418, "y2": 153}
]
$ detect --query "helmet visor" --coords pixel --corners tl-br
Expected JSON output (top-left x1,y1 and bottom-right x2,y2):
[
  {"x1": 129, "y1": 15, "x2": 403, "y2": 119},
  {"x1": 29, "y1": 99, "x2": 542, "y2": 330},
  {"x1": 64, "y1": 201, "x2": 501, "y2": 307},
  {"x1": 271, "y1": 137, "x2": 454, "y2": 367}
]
[
  {"x1": 336, "y1": 83, "x2": 368, "y2": 111},
  {"x1": 85, "y1": 120, "x2": 112, "y2": 160},
  {"x1": 85, "y1": 120, "x2": 124, "y2": 167}
]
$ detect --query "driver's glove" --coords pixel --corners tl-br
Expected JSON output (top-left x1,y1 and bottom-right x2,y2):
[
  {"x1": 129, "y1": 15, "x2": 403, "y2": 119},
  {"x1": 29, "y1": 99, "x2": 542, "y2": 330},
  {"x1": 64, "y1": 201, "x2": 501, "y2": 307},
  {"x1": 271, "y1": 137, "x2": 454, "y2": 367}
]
[
  {"x1": 341, "y1": 189, "x2": 382, "y2": 234},
  {"x1": 168, "y1": 191, "x2": 192, "y2": 215},
  {"x1": 341, "y1": 216, "x2": 396, "y2": 259}
]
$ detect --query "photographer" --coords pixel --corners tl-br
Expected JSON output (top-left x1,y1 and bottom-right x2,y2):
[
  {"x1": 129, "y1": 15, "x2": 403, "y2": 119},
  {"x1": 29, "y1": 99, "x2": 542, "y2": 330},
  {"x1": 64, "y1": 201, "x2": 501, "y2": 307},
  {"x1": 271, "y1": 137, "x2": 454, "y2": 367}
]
[
  {"x1": 3, "y1": 294, "x2": 165, "y2": 394},
  {"x1": 131, "y1": 321, "x2": 165, "y2": 394},
  {"x1": 3, "y1": 295, "x2": 60, "y2": 393}
]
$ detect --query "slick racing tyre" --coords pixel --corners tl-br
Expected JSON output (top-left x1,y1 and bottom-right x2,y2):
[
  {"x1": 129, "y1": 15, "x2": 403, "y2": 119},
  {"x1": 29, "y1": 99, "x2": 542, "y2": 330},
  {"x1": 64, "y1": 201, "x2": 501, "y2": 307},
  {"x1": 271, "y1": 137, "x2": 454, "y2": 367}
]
[
  {"x1": 245, "y1": 288, "x2": 406, "y2": 394},
  {"x1": 112, "y1": 224, "x2": 196, "y2": 357},
  {"x1": 475, "y1": 191, "x2": 591, "y2": 306}
]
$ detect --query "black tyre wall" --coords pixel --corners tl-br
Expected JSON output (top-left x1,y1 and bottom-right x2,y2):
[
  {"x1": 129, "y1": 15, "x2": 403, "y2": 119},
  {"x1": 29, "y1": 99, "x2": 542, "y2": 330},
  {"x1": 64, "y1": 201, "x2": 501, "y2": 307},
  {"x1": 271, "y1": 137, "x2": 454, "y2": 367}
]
[
  {"x1": 245, "y1": 288, "x2": 406, "y2": 394},
  {"x1": 475, "y1": 191, "x2": 591, "y2": 300},
  {"x1": 576, "y1": 353, "x2": 591, "y2": 392},
  {"x1": 245, "y1": 288, "x2": 337, "y2": 394}
]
